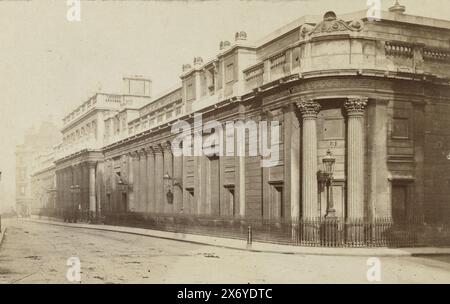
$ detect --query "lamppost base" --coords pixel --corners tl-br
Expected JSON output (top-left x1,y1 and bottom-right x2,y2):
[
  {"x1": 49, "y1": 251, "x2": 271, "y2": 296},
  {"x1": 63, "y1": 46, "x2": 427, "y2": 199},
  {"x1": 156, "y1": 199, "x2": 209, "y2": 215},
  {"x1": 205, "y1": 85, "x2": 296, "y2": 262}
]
[{"x1": 325, "y1": 209, "x2": 337, "y2": 219}]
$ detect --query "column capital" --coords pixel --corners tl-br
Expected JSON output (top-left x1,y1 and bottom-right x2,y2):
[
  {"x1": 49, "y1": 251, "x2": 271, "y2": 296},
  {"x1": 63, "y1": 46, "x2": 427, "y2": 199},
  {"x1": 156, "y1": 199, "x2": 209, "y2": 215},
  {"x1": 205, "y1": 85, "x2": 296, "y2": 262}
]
[
  {"x1": 296, "y1": 98, "x2": 321, "y2": 119},
  {"x1": 87, "y1": 161, "x2": 96, "y2": 169},
  {"x1": 152, "y1": 144, "x2": 164, "y2": 154},
  {"x1": 138, "y1": 148, "x2": 147, "y2": 157},
  {"x1": 144, "y1": 146, "x2": 154, "y2": 155},
  {"x1": 129, "y1": 151, "x2": 140, "y2": 159},
  {"x1": 162, "y1": 141, "x2": 172, "y2": 152},
  {"x1": 345, "y1": 97, "x2": 368, "y2": 116}
]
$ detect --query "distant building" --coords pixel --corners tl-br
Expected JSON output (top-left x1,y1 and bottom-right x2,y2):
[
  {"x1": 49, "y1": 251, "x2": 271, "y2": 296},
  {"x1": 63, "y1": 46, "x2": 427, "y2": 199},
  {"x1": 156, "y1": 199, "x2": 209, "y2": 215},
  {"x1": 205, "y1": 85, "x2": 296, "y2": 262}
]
[
  {"x1": 15, "y1": 121, "x2": 60, "y2": 216},
  {"x1": 30, "y1": 150, "x2": 57, "y2": 215}
]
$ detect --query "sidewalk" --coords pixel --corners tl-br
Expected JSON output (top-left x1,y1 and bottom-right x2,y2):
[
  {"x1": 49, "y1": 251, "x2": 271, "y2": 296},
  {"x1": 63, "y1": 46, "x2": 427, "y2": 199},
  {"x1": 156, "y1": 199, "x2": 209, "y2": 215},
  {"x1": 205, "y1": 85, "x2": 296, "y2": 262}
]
[
  {"x1": 26, "y1": 217, "x2": 450, "y2": 257},
  {"x1": 0, "y1": 227, "x2": 5, "y2": 246},
  {"x1": 0, "y1": 217, "x2": 12, "y2": 247}
]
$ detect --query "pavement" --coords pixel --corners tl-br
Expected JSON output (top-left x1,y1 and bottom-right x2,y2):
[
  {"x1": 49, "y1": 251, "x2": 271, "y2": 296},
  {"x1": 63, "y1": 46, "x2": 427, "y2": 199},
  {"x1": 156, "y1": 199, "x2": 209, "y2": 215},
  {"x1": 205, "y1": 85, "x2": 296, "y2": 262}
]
[
  {"x1": 1, "y1": 219, "x2": 450, "y2": 283},
  {"x1": 0, "y1": 218, "x2": 11, "y2": 247},
  {"x1": 25, "y1": 217, "x2": 450, "y2": 257},
  {"x1": 0, "y1": 227, "x2": 5, "y2": 247}
]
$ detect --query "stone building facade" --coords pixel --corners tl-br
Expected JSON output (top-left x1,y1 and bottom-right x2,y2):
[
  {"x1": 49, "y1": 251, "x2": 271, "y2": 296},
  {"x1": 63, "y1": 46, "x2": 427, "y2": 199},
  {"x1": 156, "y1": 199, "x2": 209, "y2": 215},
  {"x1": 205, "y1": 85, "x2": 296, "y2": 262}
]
[
  {"x1": 54, "y1": 77, "x2": 152, "y2": 219},
  {"x1": 53, "y1": 7, "x2": 450, "y2": 238}
]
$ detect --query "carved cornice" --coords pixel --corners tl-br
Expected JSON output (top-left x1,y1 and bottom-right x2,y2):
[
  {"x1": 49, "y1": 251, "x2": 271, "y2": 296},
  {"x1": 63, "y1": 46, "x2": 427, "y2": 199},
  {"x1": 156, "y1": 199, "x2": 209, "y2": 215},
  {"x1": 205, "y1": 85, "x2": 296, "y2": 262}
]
[
  {"x1": 296, "y1": 99, "x2": 321, "y2": 119},
  {"x1": 301, "y1": 12, "x2": 363, "y2": 39},
  {"x1": 345, "y1": 97, "x2": 368, "y2": 116}
]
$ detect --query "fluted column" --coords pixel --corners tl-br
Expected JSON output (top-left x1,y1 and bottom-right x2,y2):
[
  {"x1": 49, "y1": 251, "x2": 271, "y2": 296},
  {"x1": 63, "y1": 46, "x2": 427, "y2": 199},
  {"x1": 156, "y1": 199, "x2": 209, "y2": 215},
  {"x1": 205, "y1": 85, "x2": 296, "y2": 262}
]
[
  {"x1": 345, "y1": 97, "x2": 368, "y2": 220},
  {"x1": 145, "y1": 147, "x2": 155, "y2": 213},
  {"x1": 88, "y1": 162, "x2": 96, "y2": 218},
  {"x1": 153, "y1": 145, "x2": 164, "y2": 214},
  {"x1": 128, "y1": 152, "x2": 138, "y2": 212},
  {"x1": 163, "y1": 142, "x2": 174, "y2": 214},
  {"x1": 173, "y1": 146, "x2": 183, "y2": 214},
  {"x1": 139, "y1": 149, "x2": 147, "y2": 213},
  {"x1": 297, "y1": 99, "x2": 321, "y2": 219}
]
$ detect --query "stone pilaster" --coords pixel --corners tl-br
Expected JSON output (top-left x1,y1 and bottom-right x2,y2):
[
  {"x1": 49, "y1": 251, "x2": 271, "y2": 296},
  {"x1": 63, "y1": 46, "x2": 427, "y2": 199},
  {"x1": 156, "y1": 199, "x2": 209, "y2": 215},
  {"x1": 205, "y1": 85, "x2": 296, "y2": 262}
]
[
  {"x1": 345, "y1": 97, "x2": 368, "y2": 220},
  {"x1": 173, "y1": 145, "x2": 183, "y2": 214},
  {"x1": 139, "y1": 149, "x2": 147, "y2": 213},
  {"x1": 128, "y1": 152, "x2": 139, "y2": 212},
  {"x1": 145, "y1": 147, "x2": 155, "y2": 213},
  {"x1": 153, "y1": 145, "x2": 164, "y2": 213},
  {"x1": 297, "y1": 98, "x2": 321, "y2": 220}
]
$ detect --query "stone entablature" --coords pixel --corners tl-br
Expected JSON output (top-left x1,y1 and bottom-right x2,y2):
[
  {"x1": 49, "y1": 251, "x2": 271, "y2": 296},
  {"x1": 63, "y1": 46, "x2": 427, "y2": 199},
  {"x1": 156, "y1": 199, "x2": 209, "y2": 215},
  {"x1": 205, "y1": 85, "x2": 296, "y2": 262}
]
[{"x1": 178, "y1": 10, "x2": 450, "y2": 112}]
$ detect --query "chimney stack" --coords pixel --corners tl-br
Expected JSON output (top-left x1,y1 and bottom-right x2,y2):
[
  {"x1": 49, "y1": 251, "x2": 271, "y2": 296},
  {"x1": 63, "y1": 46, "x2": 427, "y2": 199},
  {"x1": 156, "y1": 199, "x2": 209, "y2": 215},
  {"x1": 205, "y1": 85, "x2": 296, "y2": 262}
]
[
  {"x1": 389, "y1": 0, "x2": 406, "y2": 14},
  {"x1": 219, "y1": 40, "x2": 231, "y2": 50},
  {"x1": 235, "y1": 31, "x2": 247, "y2": 42},
  {"x1": 182, "y1": 64, "x2": 192, "y2": 72},
  {"x1": 193, "y1": 57, "x2": 203, "y2": 67}
]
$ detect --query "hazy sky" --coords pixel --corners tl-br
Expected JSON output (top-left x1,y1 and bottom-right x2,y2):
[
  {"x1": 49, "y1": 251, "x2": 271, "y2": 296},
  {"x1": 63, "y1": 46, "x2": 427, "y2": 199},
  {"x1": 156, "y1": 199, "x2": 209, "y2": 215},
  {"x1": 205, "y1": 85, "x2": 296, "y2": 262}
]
[{"x1": 0, "y1": 0, "x2": 448, "y2": 211}]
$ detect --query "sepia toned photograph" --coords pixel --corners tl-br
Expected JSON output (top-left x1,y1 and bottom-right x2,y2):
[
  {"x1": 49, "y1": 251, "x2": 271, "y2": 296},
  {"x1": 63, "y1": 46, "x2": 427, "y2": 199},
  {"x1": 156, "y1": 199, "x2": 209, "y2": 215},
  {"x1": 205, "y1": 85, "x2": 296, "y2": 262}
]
[{"x1": 1, "y1": 0, "x2": 450, "y2": 288}]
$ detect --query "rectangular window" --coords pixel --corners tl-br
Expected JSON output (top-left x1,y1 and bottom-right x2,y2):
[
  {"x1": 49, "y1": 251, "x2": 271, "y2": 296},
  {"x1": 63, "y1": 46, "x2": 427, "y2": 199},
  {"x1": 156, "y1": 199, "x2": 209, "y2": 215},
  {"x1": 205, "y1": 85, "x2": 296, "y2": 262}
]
[
  {"x1": 186, "y1": 83, "x2": 194, "y2": 101},
  {"x1": 225, "y1": 63, "x2": 234, "y2": 83},
  {"x1": 392, "y1": 117, "x2": 409, "y2": 139},
  {"x1": 270, "y1": 185, "x2": 284, "y2": 219},
  {"x1": 226, "y1": 187, "x2": 236, "y2": 217},
  {"x1": 392, "y1": 184, "x2": 408, "y2": 222}
]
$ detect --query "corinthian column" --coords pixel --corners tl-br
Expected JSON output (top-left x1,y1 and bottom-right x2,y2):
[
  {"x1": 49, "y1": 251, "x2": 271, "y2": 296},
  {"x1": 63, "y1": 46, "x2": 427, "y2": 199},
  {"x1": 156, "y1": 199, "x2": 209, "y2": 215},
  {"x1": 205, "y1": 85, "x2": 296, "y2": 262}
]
[
  {"x1": 345, "y1": 97, "x2": 368, "y2": 220},
  {"x1": 297, "y1": 99, "x2": 320, "y2": 220},
  {"x1": 153, "y1": 145, "x2": 164, "y2": 214},
  {"x1": 131, "y1": 151, "x2": 140, "y2": 212},
  {"x1": 88, "y1": 162, "x2": 96, "y2": 219},
  {"x1": 145, "y1": 147, "x2": 155, "y2": 213},
  {"x1": 139, "y1": 149, "x2": 147, "y2": 213}
]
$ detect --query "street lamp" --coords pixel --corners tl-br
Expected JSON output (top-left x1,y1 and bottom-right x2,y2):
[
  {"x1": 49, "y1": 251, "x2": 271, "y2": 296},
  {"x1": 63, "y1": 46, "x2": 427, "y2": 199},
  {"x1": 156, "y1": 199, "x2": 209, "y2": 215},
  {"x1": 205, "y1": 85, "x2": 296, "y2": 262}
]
[
  {"x1": 319, "y1": 150, "x2": 336, "y2": 218},
  {"x1": 117, "y1": 178, "x2": 129, "y2": 192},
  {"x1": 163, "y1": 172, "x2": 174, "y2": 205}
]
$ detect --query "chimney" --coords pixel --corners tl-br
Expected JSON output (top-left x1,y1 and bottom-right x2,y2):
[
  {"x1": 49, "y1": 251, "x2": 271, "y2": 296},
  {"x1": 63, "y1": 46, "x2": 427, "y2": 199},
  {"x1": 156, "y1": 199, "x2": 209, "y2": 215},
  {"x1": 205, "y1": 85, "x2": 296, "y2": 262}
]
[
  {"x1": 219, "y1": 40, "x2": 231, "y2": 50},
  {"x1": 235, "y1": 31, "x2": 247, "y2": 41},
  {"x1": 182, "y1": 64, "x2": 192, "y2": 72},
  {"x1": 123, "y1": 76, "x2": 152, "y2": 97},
  {"x1": 389, "y1": 0, "x2": 406, "y2": 14},
  {"x1": 193, "y1": 57, "x2": 203, "y2": 67}
]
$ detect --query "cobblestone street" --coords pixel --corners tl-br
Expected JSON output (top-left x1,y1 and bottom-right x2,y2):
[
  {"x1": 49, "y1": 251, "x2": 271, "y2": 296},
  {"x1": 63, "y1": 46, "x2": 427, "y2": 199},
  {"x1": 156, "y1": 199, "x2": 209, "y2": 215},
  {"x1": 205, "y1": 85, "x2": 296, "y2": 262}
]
[{"x1": 0, "y1": 219, "x2": 449, "y2": 284}]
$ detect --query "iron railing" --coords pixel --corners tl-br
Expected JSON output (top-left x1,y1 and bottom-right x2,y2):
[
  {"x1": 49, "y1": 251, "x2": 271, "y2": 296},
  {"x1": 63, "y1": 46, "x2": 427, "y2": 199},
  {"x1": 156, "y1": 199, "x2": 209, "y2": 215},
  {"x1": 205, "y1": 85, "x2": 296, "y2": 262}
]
[
  {"x1": 97, "y1": 213, "x2": 450, "y2": 248},
  {"x1": 38, "y1": 208, "x2": 450, "y2": 248}
]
